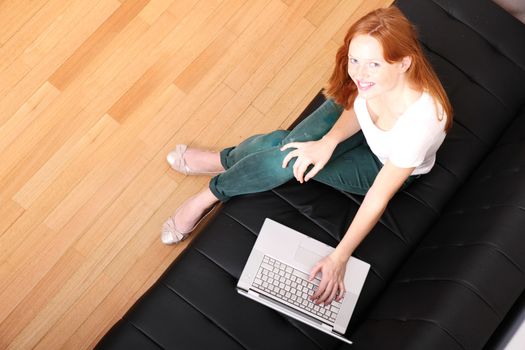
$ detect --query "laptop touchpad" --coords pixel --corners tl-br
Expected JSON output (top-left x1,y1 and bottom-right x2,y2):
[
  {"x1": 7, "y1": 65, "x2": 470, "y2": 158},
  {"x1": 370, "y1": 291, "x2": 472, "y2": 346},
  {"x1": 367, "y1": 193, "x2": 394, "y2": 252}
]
[{"x1": 294, "y1": 245, "x2": 323, "y2": 270}]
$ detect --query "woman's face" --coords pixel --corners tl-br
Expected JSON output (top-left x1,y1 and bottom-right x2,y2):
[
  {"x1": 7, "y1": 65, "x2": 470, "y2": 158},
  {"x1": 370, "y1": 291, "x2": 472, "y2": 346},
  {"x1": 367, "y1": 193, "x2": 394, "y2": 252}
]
[{"x1": 347, "y1": 34, "x2": 408, "y2": 100}]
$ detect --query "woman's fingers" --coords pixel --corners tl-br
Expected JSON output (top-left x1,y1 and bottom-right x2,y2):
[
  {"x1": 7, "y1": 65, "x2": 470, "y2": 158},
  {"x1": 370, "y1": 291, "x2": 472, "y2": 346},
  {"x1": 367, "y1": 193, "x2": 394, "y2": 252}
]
[
  {"x1": 309, "y1": 273, "x2": 322, "y2": 300},
  {"x1": 309, "y1": 255, "x2": 346, "y2": 305},
  {"x1": 282, "y1": 150, "x2": 295, "y2": 169},
  {"x1": 281, "y1": 142, "x2": 326, "y2": 183},
  {"x1": 281, "y1": 142, "x2": 304, "y2": 169},
  {"x1": 336, "y1": 282, "x2": 346, "y2": 302},
  {"x1": 316, "y1": 281, "x2": 335, "y2": 305},
  {"x1": 282, "y1": 148, "x2": 303, "y2": 169},
  {"x1": 282, "y1": 149, "x2": 313, "y2": 183},
  {"x1": 309, "y1": 264, "x2": 321, "y2": 281},
  {"x1": 312, "y1": 281, "x2": 327, "y2": 302},
  {"x1": 328, "y1": 284, "x2": 339, "y2": 305},
  {"x1": 303, "y1": 162, "x2": 323, "y2": 182},
  {"x1": 313, "y1": 276, "x2": 345, "y2": 305},
  {"x1": 280, "y1": 142, "x2": 300, "y2": 152},
  {"x1": 293, "y1": 158, "x2": 311, "y2": 183},
  {"x1": 312, "y1": 272, "x2": 331, "y2": 303}
]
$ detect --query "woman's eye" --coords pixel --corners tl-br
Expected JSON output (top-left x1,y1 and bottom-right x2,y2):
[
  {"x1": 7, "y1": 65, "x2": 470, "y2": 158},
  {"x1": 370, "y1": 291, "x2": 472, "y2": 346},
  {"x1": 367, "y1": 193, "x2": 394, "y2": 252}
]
[
  {"x1": 369, "y1": 62, "x2": 380, "y2": 68},
  {"x1": 349, "y1": 58, "x2": 358, "y2": 64}
]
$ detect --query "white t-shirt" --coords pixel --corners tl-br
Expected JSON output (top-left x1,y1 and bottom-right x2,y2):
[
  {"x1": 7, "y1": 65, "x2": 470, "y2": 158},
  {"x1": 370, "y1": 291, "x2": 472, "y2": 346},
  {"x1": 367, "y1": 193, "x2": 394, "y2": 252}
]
[{"x1": 353, "y1": 91, "x2": 446, "y2": 175}]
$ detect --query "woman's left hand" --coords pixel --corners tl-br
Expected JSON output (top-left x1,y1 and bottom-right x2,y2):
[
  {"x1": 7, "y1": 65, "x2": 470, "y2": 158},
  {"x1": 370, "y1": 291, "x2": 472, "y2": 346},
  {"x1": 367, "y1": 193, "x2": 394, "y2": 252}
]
[
  {"x1": 309, "y1": 253, "x2": 347, "y2": 305},
  {"x1": 280, "y1": 138, "x2": 338, "y2": 183}
]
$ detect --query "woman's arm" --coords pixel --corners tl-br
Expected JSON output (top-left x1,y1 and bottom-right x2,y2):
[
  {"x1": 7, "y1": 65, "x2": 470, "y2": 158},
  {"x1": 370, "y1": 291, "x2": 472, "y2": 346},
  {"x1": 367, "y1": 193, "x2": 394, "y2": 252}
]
[
  {"x1": 281, "y1": 107, "x2": 361, "y2": 182},
  {"x1": 322, "y1": 107, "x2": 361, "y2": 146},
  {"x1": 309, "y1": 161, "x2": 415, "y2": 305}
]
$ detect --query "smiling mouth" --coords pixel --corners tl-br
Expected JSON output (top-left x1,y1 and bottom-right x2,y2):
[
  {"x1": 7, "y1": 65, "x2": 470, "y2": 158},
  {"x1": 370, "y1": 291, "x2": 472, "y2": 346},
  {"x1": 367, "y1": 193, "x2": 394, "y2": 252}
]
[{"x1": 357, "y1": 81, "x2": 375, "y2": 90}]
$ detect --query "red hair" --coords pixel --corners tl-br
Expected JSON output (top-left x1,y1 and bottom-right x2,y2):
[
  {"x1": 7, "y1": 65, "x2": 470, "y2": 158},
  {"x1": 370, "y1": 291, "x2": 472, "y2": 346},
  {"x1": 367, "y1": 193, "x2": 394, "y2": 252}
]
[{"x1": 324, "y1": 6, "x2": 453, "y2": 131}]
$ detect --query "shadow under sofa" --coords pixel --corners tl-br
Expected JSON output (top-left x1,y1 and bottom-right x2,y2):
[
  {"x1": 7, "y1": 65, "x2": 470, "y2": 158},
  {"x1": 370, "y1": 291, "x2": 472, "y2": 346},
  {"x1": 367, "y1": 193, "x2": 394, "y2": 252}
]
[{"x1": 95, "y1": 0, "x2": 525, "y2": 349}]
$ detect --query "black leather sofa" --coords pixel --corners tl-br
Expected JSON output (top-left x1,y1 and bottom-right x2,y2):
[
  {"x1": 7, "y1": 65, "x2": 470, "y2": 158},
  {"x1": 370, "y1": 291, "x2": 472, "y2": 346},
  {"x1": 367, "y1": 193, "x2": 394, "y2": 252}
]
[{"x1": 96, "y1": 0, "x2": 525, "y2": 349}]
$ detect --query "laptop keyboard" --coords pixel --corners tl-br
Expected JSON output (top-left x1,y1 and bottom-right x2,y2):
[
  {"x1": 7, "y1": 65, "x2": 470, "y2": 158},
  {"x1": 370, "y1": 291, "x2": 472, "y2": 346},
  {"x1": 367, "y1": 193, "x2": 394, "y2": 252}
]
[{"x1": 251, "y1": 255, "x2": 342, "y2": 324}]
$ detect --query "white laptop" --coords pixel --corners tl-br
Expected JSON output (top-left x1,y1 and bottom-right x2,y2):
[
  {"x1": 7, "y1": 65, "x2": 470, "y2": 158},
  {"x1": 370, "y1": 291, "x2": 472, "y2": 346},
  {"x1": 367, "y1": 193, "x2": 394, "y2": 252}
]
[{"x1": 237, "y1": 218, "x2": 370, "y2": 344}]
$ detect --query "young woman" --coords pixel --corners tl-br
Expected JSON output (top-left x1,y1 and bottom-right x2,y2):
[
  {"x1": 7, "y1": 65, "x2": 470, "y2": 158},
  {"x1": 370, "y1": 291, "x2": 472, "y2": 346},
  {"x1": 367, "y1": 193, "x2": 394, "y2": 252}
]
[{"x1": 161, "y1": 6, "x2": 452, "y2": 307}]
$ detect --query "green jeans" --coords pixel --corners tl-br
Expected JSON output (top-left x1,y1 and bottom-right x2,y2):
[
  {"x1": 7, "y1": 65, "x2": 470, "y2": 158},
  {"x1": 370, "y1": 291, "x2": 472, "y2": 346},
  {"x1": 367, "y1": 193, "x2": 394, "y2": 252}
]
[{"x1": 209, "y1": 98, "x2": 415, "y2": 202}]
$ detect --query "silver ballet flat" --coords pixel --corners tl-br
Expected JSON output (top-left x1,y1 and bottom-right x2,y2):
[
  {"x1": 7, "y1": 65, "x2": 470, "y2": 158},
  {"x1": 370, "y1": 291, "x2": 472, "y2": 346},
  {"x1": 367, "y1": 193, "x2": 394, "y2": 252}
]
[
  {"x1": 166, "y1": 144, "x2": 222, "y2": 176},
  {"x1": 161, "y1": 207, "x2": 214, "y2": 245}
]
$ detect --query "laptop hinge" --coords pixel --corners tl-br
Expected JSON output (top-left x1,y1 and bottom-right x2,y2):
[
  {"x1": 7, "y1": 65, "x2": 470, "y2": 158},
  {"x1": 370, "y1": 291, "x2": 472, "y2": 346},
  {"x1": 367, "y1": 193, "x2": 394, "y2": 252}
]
[
  {"x1": 247, "y1": 289, "x2": 260, "y2": 297},
  {"x1": 333, "y1": 329, "x2": 346, "y2": 336},
  {"x1": 321, "y1": 324, "x2": 333, "y2": 331}
]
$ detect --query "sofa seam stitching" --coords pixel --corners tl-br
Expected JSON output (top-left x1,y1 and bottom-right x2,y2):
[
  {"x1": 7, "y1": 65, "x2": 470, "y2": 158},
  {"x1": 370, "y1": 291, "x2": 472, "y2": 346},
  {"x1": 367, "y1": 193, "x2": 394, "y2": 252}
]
[
  {"x1": 127, "y1": 321, "x2": 166, "y2": 350},
  {"x1": 395, "y1": 277, "x2": 501, "y2": 318},
  {"x1": 340, "y1": 191, "x2": 410, "y2": 246},
  {"x1": 365, "y1": 317, "x2": 466, "y2": 349},
  {"x1": 417, "y1": 241, "x2": 524, "y2": 277},
  {"x1": 221, "y1": 211, "x2": 258, "y2": 237},
  {"x1": 161, "y1": 279, "x2": 249, "y2": 350},
  {"x1": 191, "y1": 248, "x2": 325, "y2": 350}
]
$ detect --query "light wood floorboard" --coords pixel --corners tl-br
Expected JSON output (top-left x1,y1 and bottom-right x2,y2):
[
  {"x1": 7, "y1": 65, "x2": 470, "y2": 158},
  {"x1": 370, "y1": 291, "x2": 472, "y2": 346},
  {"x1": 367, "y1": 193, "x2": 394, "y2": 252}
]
[{"x1": 0, "y1": 0, "x2": 392, "y2": 348}]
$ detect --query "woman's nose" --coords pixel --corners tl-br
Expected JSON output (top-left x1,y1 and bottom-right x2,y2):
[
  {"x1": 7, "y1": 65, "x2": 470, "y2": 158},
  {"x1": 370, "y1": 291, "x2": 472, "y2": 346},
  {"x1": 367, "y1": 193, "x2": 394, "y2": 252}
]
[
  {"x1": 350, "y1": 64, "x2": 368, "y2": 80},
  {"x1": 355, "y1": 65, "x2": 369, "y2": 80}
]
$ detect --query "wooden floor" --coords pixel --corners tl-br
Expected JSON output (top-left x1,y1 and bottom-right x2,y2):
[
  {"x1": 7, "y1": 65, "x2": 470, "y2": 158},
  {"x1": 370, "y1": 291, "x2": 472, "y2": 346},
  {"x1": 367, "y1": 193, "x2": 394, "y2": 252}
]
[{"x1": 0, "y1": 0, "x2": 392, "y2": 349}]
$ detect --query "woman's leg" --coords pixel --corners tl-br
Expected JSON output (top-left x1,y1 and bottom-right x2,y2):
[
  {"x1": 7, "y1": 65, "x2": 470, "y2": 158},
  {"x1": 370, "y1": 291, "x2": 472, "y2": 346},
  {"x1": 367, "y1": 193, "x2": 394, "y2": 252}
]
[
  {"x1": 220, "y1": 98, "x2": 344, "y2": 169},
  {"x1": 167, "y1": 99, "x2": 346, "y2": 235},
  {"x1": 312, "y1": 141, "x2": 382, "y2": 195},
  {"x1": 210, "y1": 99, "x2": 347, "y2": 201},
  {"x1": 177, "y1": 98, "x2": 344, "y2": 175},
  {"x1": 220, "y1": 130, "x2": 290, "y2": 170},
  {"x1": 171, "y1": 137, "x2": 415, "y2": 236}
]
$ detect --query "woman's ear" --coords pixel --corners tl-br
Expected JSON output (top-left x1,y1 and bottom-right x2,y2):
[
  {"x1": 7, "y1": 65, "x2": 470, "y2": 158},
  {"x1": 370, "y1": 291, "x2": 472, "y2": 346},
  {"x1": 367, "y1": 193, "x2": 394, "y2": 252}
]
[{"x1": 400, "y1": 56, "x2": 412, "y2": 72}]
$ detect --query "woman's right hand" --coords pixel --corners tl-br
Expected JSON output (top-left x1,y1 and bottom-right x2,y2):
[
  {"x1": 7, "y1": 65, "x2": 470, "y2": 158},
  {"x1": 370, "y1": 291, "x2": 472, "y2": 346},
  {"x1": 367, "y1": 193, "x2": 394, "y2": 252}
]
[{"x1": 280, "y1": 137, "x2": 338, "y2": 183}]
